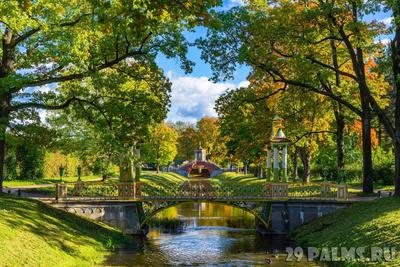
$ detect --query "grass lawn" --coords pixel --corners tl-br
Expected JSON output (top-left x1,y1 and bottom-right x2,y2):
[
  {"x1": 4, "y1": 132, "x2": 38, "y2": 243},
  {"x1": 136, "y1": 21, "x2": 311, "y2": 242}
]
[
  {"x1": 3, "y1": 175, "x2": 101, "y2": 188},
  {"x1": 0, "y1": 195, "x2": 129, "y2": 267},
  {"x1": 211, "y1": 172, "x2": 264, "y2": 186},
  {"x1": 293, "y1": 197, "x2": 400, "y2": 266},
  {"x1": 140, "y1": 170, "x2": 187, "y2": 184},
  {"x1": 348, "y1": 181, "x2": 395, "y2": 192}
]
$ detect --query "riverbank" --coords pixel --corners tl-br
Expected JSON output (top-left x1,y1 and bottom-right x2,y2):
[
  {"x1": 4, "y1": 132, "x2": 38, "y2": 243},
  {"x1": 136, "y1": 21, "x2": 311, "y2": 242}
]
[
  {"x1": 293, "y1": 197, "x2": 400, "y2": 265},
  {"x1": 0, "y1": 195, "x2": 129, "y2": 267}
]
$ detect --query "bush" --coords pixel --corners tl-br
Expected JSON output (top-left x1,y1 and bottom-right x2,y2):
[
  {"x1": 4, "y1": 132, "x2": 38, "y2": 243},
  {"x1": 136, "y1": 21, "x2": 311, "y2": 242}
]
[
  {"x1": 311, "y1": 165, "x2": 362, "y2": 183},
  {"x1": 372, "y1": 147, "x2": 395, "y2": 185},
  {"x1": 373, "y1": 163, "x2": 394, "y2": 185}
]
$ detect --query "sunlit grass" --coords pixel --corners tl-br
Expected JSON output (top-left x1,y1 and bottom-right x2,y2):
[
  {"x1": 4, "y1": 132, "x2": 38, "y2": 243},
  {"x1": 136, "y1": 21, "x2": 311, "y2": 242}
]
[
  {"x1": 0, "y1": 195, "x2": 128, "y2": 266},
  {"x1": 212, "y1": 172, "x2": 264, "y2": 186},
  {"x1": 140, "y1": 170, "x2": 186, "y2": 184},
  {"x1": 293, "y1": 197, "x2": 400, "y2": 266}
]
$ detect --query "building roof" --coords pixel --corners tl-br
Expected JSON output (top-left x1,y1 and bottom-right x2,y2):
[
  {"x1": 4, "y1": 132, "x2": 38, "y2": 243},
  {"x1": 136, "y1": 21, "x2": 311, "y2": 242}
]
[{"x1": 179, "y1": 161, "x2": 221, "y2": 174}]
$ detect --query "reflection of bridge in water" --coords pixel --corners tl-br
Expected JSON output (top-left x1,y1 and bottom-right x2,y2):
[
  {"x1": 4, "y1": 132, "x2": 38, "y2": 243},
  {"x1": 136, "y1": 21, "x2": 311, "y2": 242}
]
[{"x1": 52, "y1": 180, "x2": 350, "y2": 235}]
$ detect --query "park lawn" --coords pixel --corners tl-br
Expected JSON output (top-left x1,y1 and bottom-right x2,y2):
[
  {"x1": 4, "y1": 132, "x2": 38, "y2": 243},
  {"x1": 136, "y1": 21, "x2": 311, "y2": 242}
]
[
  {"x1": 140, "y1": 170, "x2": 187, "y2": 184},
  {"x1": 212, "y1": 172, "x2": 264, "y2": 186},
  {"x1": 3, "y1": 175, "x2": 101, "y2": 188},
  {"x1": 0, "y1": 195, "x2": 129, "y2": 267},
  {"x1": 293, "y1": 197, "x2": 400, "y2": 266},
  {"x1": 348, "y1": 181, "x2": 395, "y2": 192}
]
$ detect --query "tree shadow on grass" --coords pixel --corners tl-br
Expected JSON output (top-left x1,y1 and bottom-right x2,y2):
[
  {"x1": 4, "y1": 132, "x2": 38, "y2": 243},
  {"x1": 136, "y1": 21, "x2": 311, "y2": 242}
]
[
  {"x1": 292, "y1": 197, "x2": 400, "y2": 260},
  {"x1": 0, "y1": 196, "x2": 128, "y2": 260}
]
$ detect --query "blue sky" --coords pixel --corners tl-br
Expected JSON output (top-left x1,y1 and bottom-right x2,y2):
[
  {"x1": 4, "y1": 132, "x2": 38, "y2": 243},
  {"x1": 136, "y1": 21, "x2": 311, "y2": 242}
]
[
  {"x1": 159, "y1": 1, "x2": 393, "y2": 123},
  {"x1": 158, "y1": 0, "x2": 251, "y2": 123}
]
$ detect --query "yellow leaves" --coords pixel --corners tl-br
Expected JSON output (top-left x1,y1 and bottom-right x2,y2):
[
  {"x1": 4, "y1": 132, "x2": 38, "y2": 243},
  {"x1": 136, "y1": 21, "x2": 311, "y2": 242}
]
[
  {"x1": 100, "y1": 25, "x2": 112, "y2": 35},
  {"x1": 21, "y1": 0, "x2": 32, "y2": 11}
]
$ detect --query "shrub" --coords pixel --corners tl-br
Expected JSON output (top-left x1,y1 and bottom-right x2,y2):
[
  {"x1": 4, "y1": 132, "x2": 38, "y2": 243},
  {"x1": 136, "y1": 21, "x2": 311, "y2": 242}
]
[{"x1": 372, "y1": 147, "x2": 395, "y2": 185}]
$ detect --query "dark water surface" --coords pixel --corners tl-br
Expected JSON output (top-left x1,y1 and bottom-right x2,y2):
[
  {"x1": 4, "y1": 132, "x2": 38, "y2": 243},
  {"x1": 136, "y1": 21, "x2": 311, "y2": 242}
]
[{"x1": 105, "y1": 203, "x2": 317, "y2": 266}]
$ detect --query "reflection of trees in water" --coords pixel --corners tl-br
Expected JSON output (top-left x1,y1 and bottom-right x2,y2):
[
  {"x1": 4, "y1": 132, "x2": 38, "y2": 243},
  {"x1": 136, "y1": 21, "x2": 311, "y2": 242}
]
[
  {"x1": 218, "y1": 231, "x2": 293, "y2": 256},
  {"x1": 148, "y1": 217, "x2": 185, "y2": 233},
  {"x1": 152, "y1": 202, "x2": 256, "y2": 229},
  {"x1": 104, "y1": 234, "x2": 172, "y2": 266},
  {"x1": 107, "y1": 202, "x2": 294, "y2": 266}
]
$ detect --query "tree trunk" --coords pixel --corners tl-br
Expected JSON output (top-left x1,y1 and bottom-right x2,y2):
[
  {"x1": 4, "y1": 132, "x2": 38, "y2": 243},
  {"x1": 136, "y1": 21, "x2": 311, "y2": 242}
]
[
  {"x1": 395, "y1": 141, "x2": 400, "y2": 197},
  {"x1": 360, "y1": 113, "x2": 374, "y2": 193},
  {"x1": 291, "y1": 147, "x2": 299, "y2": 181},
  {"x1": 393, "y1": 10, "x2": 400, "y2": 196},
  {"x1": 349, "y1": 3, "x2": 374, "y2": 193},
  {"x1": 330, "y1": 37, "x2": 346, "y2": 171},
  {"x1": 334, "y1": 107, "x2": 345, "y2": 170},
  {"x1": 0, "y1": 95, "x2": 11, "y2": 193},
  {"x1": 357, "y1": 47, "x2": 374, "y2": 193},
  {"x1": 0, "y1": 28, "x2": 15, "y2": 194},
  {"x1": 0, "y1": 138, "x2": 5, "y2": 193},
  {"x1": 299, "y1": 147, "x2": 311, "y2": 183},
  {"x1": 156, "y1": 164, "x2": 160, "y2": 173}
]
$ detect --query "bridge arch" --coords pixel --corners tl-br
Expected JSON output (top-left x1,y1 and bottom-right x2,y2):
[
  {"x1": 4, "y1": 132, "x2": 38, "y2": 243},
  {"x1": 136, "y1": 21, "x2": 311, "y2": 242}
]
[{"x1": 139, "y1": 200, "x2": 272, "y2": 230}]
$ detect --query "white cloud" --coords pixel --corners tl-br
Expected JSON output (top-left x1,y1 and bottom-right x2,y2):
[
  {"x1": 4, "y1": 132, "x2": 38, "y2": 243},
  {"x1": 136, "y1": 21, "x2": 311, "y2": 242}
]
[
  {"x1": 167, "y1": 74, "x2": 248, "y2": 122},
  {"x1": 380, "y1": 17, "x2": 393, "y2": 27},
  {"x1": 228, "y1": 0, "x2": 245, "y2": 7},
  {"x1": 380, "y1": 38, "x2": 392, "y2": 45}
]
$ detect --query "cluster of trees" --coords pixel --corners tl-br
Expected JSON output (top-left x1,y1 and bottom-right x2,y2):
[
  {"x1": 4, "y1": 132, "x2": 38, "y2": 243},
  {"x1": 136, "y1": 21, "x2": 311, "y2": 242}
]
[
  {"x1": 0, "y1": 0, "x2": 221, "y2": 189},
  {"x1": 2, "y1": 0, "x2": 399, "y2": 197},
  {"x1": 197, "y1": 0, "x2": 400, "y2": 194},
  {"x1": 169, "y1": 117, "x2": 228, "y2": 165}
]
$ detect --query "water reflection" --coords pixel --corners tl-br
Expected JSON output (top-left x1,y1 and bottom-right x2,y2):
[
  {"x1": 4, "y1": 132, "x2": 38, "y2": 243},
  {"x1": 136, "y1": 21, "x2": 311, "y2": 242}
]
[{"x1": 105, "y1": 202, "x2": 318, "y2": 266}]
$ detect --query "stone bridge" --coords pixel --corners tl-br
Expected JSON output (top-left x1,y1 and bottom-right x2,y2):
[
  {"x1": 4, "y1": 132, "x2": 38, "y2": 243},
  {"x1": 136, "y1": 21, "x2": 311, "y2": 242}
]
[{"x1": 49, "y1": 180, "x2": 350, "y2": 235}]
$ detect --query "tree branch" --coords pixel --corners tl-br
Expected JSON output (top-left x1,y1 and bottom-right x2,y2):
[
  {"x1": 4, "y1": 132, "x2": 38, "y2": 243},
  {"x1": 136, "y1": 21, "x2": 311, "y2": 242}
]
[
  {"x1": 15, "y1": 33, "x2": 152, "y2": 90},
  {"x1": 311, "y1": 36, "x2": 344, "y2": 45},
  {"x1": 292, "y1": 131, "x2": 336, "y2": 145},
  {"x1": 11, "y1": 13, "x2": 90, "y2": 48},
  {"x1": 257, "y1": 63, "x2": 363, "y2": 116},
  {"x1": 244, "y1": 85, "x2": 286, "y2": 103},
  {"x1": 10, "y1": 96, "x2": 113, "y2": 130},
  {"x1": 305, "y1": 56, "x2": 357, "y2": 80}
]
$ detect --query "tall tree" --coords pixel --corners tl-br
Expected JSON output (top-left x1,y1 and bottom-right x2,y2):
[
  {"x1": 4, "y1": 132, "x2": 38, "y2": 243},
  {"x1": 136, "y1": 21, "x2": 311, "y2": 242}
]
[
  {"x1": 48, "y1": 63, "x2": 170, "y2": 180},
  {"x1": 175, "y1": 126, "x2": 198, "y2": 161},
  {"x1": 196, "y1": 117, "x2": 227, "y2": 164},
  {"x1": 215, "y1": 85, "x2": 274, "y2": 170},
  {"x1": 198, "y1": 2, "x2": 391, "y2": 193},
  {"x1": 142, "y1": 123, "x2": 178, "y2": 173},
  {"x1": 0, "y1": 0, "x2": 220, "y2": 191}
]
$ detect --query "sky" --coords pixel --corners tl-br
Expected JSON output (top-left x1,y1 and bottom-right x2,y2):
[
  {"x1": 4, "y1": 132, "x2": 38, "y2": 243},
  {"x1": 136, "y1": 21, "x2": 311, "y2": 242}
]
[{"x1": 159, "y1": 0, "x2": 251, "y2": 123}]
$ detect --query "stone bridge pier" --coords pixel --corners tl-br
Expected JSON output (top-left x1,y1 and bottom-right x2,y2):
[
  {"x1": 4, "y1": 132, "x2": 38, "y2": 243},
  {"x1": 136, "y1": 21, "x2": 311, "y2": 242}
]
[
  {"x1": 52, "y1": 201, "x2": 146, "y2": 235},
  {"x1": 264, "y1": 200, "x2": 350, "y2": 234},
  {"x1": 51, "y1": 199, "x2": 350, "y2": 236}
]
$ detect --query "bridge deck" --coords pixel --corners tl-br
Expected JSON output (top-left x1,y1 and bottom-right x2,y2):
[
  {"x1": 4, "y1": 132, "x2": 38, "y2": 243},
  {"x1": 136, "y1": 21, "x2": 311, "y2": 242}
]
[{"x1": 54, "y1": 181, "x2": 351, "y2": 202}]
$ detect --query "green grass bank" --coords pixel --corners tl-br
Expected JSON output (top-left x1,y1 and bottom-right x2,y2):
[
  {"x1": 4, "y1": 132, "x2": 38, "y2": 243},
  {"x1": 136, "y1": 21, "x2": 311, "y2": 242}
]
[
  {"x1": 293, "y1": 197, "x2": 400, "y2": 266},
  {"x1": 0, "y1": 195, "x2": 129, "y2": 267}
]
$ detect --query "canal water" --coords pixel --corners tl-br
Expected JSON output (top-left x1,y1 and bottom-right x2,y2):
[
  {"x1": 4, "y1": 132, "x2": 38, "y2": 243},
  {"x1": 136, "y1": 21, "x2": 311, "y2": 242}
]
[{"x1": 105, "y1": 202, "x2": 317, "y2": 266}]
